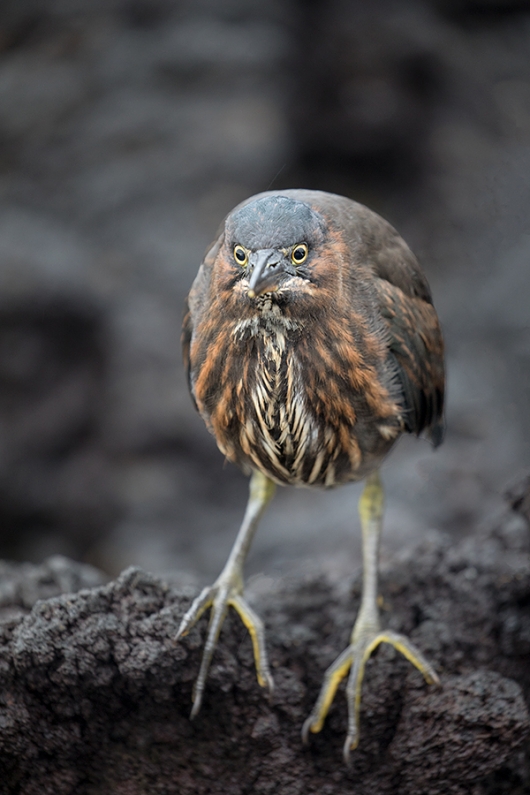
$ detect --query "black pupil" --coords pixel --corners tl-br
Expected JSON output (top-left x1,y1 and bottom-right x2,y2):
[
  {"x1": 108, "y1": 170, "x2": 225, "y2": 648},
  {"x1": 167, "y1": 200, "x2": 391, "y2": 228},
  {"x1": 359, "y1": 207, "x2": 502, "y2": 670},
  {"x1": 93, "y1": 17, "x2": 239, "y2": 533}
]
[{"x1": 293, "y1": 247, "x2": 305, "y2": 261}]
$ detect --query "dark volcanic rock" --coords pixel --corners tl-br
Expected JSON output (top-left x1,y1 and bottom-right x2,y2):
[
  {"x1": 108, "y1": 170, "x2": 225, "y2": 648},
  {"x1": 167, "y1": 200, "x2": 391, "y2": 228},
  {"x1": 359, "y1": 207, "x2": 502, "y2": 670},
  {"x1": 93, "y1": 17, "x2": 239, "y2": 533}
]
[{"x1": 0, "y1": 505, "x2": 529, "y2": 794}]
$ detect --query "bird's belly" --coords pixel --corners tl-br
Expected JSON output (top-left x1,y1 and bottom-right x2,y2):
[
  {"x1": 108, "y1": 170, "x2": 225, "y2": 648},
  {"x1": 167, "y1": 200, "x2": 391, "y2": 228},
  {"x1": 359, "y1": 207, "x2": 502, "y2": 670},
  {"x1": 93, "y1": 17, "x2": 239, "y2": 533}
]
[
  {"x1": 197, "y1": 322, "x2": 399, "y2": 487},
  {"x1": 232, "y1": 381, "x2": 366, "y2": 488}
]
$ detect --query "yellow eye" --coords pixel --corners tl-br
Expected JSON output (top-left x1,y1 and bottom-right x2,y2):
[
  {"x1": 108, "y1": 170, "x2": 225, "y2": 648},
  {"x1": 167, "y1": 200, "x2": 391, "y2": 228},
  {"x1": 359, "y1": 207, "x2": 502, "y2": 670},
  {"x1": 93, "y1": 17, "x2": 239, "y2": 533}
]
[
  {"x1": 291, "y1": 243, "x2": 308, "y2": 265},
  {"x1": 233, "y1": 244, "x2": 249, "y2": 266}
]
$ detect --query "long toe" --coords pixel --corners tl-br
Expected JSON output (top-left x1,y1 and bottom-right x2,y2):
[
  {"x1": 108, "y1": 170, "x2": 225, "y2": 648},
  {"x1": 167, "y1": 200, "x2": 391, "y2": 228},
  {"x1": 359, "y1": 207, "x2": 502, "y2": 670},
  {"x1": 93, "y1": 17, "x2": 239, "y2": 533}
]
[
  {"x1": 229, "y1": 593, "x2": 274, "y2": 692},
  {"x1": 176, "y1": 585, "x2": 215, "y2": 640},
  {"x1": 190, "y1": 592, "x2": 229, "y2": 718},
  {"x1": 302, "y1": 645, "x2": 354, "y2": 742}
]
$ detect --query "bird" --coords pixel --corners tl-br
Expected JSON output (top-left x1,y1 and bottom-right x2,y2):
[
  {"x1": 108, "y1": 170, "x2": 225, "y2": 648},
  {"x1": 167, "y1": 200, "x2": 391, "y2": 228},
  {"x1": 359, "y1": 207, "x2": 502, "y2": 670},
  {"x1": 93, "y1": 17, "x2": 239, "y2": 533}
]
[{"x1": 178, "y1": 188, "x2": 444, "y2": 761}]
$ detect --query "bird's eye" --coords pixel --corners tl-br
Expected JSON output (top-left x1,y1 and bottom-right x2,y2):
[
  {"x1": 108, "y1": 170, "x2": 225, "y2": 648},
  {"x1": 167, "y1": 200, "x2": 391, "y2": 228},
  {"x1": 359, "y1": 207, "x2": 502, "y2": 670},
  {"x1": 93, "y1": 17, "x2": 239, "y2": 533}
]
[
  {"x1": 291, "y1": 243, "x2": 308, "y2": 265},
  {"x1": 233, "y1": 245, "x2": 249, "y2": 266}
]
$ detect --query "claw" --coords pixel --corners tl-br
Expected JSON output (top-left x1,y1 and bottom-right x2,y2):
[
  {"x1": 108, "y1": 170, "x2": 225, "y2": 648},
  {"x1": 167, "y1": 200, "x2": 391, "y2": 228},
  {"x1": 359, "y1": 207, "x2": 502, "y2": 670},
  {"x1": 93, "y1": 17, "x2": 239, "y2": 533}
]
[
  {"x1": 175, "y1": 471, "x2": 276, "y2": 718},
  {"x1": 303, "y1": 472, "x2": 440, "y2": 758},
  {"x1": 176, "y1": 581, "x2": 274, "y2": 718},
  {"x1": 303, "y1": 630, "x2": 439, "y2": 758}
]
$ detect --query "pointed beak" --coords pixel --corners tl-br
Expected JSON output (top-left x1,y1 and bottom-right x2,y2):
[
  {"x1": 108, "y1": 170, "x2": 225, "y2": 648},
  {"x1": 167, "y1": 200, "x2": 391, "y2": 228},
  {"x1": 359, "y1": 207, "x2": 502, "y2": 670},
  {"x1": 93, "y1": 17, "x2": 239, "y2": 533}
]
[{"x1": 247, "y1": 249, "x2": 288, "y2": 298}]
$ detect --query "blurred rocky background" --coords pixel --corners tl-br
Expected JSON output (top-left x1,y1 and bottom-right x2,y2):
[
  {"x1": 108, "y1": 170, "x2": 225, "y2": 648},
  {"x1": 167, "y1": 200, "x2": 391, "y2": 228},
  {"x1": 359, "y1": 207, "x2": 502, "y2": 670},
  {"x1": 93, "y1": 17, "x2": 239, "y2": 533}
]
[{"x1": 0, "y1": 0, "x2": 529, "y2": 582}]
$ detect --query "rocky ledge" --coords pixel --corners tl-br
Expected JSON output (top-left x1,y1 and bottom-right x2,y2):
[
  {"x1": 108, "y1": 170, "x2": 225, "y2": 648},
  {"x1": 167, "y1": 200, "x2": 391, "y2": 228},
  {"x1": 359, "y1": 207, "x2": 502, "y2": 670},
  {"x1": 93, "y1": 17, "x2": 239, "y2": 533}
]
[{"x1": 0, "y1": 482, "x2": 529, "y2": 795}]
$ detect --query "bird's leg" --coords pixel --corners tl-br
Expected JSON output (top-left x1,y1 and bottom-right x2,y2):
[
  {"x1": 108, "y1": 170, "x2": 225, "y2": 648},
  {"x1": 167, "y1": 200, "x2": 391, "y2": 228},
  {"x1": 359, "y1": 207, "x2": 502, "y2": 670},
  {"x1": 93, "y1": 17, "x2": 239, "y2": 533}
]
[
  {"x1": 302, "y1": 471, "x2": 439, "y2": 762},
  {"x1": 176, "y1": 470, "x2": 276, "y2": 718}
]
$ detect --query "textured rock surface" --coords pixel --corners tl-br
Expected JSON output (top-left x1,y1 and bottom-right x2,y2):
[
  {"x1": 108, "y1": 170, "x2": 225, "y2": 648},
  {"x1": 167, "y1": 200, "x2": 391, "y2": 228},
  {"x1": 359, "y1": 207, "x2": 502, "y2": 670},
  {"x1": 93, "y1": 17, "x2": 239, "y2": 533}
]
[{"x1": 0, "y1": 496, "x2": 529, "y2": 794}]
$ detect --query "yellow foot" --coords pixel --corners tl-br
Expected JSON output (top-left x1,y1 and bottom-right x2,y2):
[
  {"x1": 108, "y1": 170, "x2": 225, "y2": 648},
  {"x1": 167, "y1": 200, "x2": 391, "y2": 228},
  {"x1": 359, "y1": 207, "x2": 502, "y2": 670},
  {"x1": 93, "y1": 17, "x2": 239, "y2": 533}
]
[
  {"x1": 302, "y1": 629, "x2": 440, "y2": 763},
  {"x1": 176, "y1": 579, "x2": 273, "y2": 718}
]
